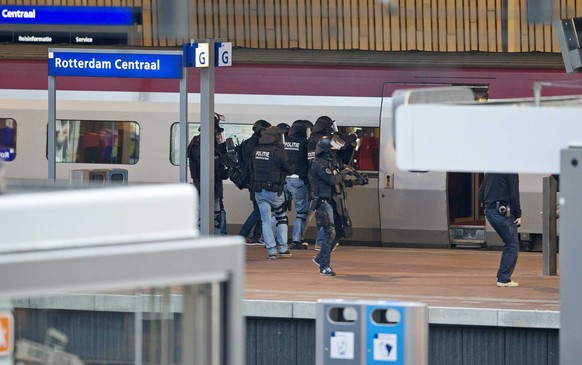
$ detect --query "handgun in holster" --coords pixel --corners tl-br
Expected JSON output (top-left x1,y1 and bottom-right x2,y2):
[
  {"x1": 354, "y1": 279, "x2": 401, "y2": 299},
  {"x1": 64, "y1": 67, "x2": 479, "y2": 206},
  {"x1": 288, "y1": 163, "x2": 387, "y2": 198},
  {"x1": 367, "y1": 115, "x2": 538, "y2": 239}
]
[{"x1": 309, "y1": 196, "x2": 321, "y2": 212}]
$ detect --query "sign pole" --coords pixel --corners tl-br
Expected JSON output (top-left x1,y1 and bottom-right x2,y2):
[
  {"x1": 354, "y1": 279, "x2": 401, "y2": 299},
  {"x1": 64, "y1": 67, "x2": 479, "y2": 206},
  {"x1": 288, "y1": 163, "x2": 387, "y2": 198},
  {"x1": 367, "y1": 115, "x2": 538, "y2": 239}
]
[
  {"x1": 179, "y1": 65, "x2": 188, "y2": 183},
  {"x1": 48, "y1": 75, "x2": 56, "y2": 182},
  {"x1": 199, "y1": 39, "x2": 215, "y2": 236}
]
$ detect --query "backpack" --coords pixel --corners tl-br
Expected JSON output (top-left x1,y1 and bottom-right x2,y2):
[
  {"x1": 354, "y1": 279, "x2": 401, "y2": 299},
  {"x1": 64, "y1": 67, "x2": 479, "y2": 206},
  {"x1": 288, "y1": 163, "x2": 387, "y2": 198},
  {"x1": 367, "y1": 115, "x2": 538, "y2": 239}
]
[{"x1": 228, "y1": 142, "x2": 250, "y2": 190}]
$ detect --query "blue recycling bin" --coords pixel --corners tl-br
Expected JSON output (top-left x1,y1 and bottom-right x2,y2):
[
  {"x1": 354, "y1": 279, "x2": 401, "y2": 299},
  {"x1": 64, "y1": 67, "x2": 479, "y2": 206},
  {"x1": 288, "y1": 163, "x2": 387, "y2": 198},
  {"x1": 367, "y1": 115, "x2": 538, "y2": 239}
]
[{"x1": 365, "y1": 301, "x2": 427, "y2": 365}]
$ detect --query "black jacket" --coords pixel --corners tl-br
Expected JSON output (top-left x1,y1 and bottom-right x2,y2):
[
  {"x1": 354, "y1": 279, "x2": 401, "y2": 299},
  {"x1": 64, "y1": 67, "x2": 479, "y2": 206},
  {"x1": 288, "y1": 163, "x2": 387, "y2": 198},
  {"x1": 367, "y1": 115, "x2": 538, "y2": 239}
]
[
  {"x1": 284, "y1": 125, "x2": 309, "y2": 181},
  {"x1": 478, "y1": 173, "x2": 522, "y2": 218},
  {"x1": 309, "y1": 151, "x2": 345, "y2": 199},
  {"x1": 187, "y1": 135, "x2": 229, "y2": 198}
]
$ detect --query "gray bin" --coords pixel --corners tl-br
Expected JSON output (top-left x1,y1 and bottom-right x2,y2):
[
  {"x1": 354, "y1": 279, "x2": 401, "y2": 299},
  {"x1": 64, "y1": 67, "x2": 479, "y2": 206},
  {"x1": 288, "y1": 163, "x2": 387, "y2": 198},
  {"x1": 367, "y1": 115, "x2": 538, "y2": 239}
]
[
  {"x1": 317, "y1": 299, "x2": 366, "y2": 365},
  {"x1": 317, "y1": 299, "x2": 428, "y2": 365}
]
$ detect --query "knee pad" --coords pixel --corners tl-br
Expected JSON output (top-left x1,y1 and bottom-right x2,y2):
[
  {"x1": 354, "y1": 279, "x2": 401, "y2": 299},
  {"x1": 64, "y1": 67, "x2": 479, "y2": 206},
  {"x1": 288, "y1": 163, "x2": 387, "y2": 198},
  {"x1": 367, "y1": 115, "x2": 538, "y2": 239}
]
[
  {"x1": 274, "y1": 201, "x2": 287, "y2": 215},
  {"x1": 276, "y1": 215, "x2": 288, "y2": 226},
  {"x1": 214, "y1": 210, "x2": 222, "y2": 228}
]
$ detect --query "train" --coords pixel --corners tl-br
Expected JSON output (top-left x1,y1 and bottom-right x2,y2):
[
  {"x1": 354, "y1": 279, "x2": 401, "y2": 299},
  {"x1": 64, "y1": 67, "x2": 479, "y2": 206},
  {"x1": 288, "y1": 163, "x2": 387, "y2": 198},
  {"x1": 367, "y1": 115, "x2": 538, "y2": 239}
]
[{"x1": 1, "y1": 55, "x2": 580, "y2": 248}]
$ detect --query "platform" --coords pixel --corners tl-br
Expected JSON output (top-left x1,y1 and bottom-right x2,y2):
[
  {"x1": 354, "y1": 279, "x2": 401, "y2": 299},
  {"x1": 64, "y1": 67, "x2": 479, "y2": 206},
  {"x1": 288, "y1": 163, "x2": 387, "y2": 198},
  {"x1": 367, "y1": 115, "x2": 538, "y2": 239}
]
[
  {"x1": 243, "y1": 245, "x2": 560, "y2": 328},
  {"x1": 12, "y1": 245, "x2": 559, "y2": 328}
]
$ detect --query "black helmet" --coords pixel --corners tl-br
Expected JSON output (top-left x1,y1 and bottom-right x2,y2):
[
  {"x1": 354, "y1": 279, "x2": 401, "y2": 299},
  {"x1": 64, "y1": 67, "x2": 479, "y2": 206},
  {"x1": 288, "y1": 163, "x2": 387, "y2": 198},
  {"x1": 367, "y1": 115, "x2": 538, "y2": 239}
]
[
  {"x1": 312, "y1": 116, "x2": 334, "y2": 134},
  {"x1": 302, "y1": 119, "x2": 314, "y2": 130},
  {"x1": 315, "y1": 136, "x2": 333, "y2": 156},
  {"x1": 289, "y1": 120, "x2": 307, "y2": 136},
  {"x1": 198, "y1": 113, "x2": 224, "y2": 132},
  {"x1": 259, "y1": 126, "x2": 281, "y2": 145},
  {"x1": 277, "y1": 123, "x2": 290, "y2": 136},
  {"x1": 253, "y1": 119, "x2": 271, "y2": 134}
]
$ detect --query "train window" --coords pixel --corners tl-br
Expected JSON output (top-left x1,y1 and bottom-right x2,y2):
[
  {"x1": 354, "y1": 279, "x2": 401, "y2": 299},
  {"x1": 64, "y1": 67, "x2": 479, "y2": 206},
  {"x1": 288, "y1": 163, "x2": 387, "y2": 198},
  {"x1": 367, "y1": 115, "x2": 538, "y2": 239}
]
[
  {"x1": 336, "y1": 126, "x2": 380, "y2": 172},
  {"x1": 0, "y1": 118, "x2": 16, "y2": 162},
  {"x1": 49, "y1": 120, "x2": 140, "y2": 164},
  {"x1": 170, "y1": 123, "x2": 254, "y2": 165}
]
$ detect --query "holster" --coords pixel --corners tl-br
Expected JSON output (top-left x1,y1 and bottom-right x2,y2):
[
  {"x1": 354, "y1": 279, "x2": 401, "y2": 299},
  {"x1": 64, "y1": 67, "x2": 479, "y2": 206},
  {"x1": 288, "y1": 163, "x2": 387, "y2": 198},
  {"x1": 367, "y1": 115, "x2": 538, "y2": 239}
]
[{"x1": 309, "y1": 197, "x2": 321, "y2": 212}]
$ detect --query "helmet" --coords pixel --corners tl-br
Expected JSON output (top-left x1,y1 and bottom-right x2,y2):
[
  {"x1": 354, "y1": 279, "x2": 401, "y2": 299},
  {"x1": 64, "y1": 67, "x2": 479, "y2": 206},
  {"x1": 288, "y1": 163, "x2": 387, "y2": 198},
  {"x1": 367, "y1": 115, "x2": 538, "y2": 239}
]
[
  {"x1": 289, "y1": 120, "x2": 308, "y2": 137},
  {"x1": 198, "y1": 114, "x2": 224, "y2": 132},
  {"x1": 252, "y1": 119, "x2": 271, "y2": 134},
  {"x1": 312, "y1": 116, "x2": 334, "y2": 134},
  {"x1": 315, "y1": 136, "x2": 333, "y2": 156},
  {"x1": 259, "y1": 126, "x2": 281, "y2": 145},
  {"x1": 276, "y1": 123, "x2": 290, "y2": 136}
]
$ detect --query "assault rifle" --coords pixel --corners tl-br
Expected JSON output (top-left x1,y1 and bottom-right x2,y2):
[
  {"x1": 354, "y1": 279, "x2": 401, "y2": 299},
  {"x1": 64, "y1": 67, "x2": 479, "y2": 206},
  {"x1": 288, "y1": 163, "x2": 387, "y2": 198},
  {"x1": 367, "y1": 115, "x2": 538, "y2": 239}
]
[
  {"x1": 217, "y1": 137, "x2": 249, "y2": 189},
  {"x1": 345, "y1": 166, "x2": 369, "y2": 186}
]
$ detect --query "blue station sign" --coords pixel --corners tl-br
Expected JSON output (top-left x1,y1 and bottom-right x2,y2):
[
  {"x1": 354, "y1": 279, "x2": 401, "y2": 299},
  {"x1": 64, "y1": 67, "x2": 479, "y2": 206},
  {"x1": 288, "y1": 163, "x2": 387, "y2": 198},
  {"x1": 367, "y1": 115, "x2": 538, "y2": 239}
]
[
  {"x1": 48, "y1": 50, "x2": 182, "y2": 79},
  {"x1": 0, "y1": 6, "x2": 137, "y2": 26}
]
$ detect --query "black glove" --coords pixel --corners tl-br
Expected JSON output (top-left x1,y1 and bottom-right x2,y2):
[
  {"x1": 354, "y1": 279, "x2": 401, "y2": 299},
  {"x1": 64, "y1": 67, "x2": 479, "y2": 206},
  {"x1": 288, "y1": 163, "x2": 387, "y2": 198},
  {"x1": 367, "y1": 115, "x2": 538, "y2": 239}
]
[
  {"x1": 341, "y1": 167, "x2": 353, "y2": 177},
  {"x1": 354, "y1": 129, "x2": 366, "y2": 139}
]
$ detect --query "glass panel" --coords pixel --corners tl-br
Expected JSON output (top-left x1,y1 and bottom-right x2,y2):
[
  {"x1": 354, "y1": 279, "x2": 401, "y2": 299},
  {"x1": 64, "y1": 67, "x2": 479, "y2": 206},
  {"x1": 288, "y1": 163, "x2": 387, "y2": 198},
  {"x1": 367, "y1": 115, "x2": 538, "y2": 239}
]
[
  {"x1": 10, "y1": 283, "x2": 222, "y2": 365},
  {"x1": 52, "y1": 120, "x2": 140, "y2": 164},
  {"x1": 170, "y1": 122, "x2": 254, "y2": 165},
  {"x1": 337, "y1": 126, "x2": 380, "y2": 172},
  {"x1": 0, "y1": 118, "x2": 16, "y2": 162}
]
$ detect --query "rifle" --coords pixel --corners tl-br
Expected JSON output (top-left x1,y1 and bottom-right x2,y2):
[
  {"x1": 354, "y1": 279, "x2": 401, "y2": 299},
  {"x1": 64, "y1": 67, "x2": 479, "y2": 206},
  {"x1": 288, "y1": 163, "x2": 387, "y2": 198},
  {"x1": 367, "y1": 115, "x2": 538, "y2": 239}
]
[
  {"x1": 217, "y1": 137, "x2": 249, "y2": 189},
  {"x1": 345, "y1": 166, "x2": 369, "y2": 186},
  {"x1": 343, "y1": 130, "x2": 369, "y2": 186}
]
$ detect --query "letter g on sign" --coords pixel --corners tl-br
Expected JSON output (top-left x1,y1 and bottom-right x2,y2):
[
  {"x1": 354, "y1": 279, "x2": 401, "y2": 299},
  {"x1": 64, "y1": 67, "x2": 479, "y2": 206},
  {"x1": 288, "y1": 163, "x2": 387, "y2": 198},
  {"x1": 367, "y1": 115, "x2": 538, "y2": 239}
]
[
  {"x1": 217, "y1": 42, "x2": 232, "y2": 67},
  {"x1": 195, "y1": 43, "x2": 209, "y2": 68}
]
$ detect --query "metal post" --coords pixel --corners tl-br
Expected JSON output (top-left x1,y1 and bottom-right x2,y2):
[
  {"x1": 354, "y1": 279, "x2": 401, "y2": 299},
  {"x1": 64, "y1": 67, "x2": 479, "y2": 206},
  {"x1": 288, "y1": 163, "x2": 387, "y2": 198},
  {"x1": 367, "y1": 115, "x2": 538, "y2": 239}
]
[
  {"x1": 134, "y1": 292, "x2": 143, "y2": 365},
  {"x1": 160, "y1": 287, "x2": 172, "y2": 365},
  {"x1": 199, "y1": 39, "x2": 215, "y2": 235},
  {"x1": 224, "y1": 253, "x2": 245, "y2": 365},
  {"x1": 542, "y1": 175, "x2": 558, "y2": 276},
  {"x1": 48, "y1": 76, "x2": 56, "y2": 181},
  {"x1": 560, "y1": 147, "x2": 582, "y2": 364},
  {"x1": 533, "y1": 82, "x2": 542, "y2": 107},
  {"x1": 179, "y1": 66, "x2": 189, "y2": 183},
  {"x1": 182, "y1": 284, "x2": 213, "y2": 365}
]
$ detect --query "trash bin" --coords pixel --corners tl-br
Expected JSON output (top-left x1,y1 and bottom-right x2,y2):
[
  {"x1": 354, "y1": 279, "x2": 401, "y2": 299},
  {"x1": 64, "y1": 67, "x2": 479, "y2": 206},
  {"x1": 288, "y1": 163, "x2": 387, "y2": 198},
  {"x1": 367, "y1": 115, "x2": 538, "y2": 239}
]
[
  {"x1": 317, "y1": 299, "x2": 428, "y2": 365},
  {"x1": 365, "y1": 300, "x2": 428, "y2": 365},
  {"x1": 317, "y1": 299, "x2": 365, "y2": 365},
  {"x1": 69, "y1": 169, "x2": 91, "y2": 185},
  {"x1": 108, "y1": 168, "x2": 128, "y2": 184}
]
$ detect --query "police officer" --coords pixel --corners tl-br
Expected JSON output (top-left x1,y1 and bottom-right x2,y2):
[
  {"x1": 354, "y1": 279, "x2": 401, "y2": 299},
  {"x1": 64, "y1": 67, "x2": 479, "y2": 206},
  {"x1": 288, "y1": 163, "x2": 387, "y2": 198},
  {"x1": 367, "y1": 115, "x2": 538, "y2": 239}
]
[
  {"x1": 251, "y1": 126, "x2": 293, "y2": 259},
  {"x1": 284, "y1": 120, "x2": 311, "y2": 249},
  {"x1": 307, "y1": 116, "x2": 334, "y2": 162},
  {"x1": 307, "y1": 116, "x2": 360, "y2": 251},
  {"x1": 309, "y1": 136, "x2": 354, "y2": 276},
  {"x1": 239, "y1": 120, "x2": 272, "y2": 244},
  {"x1": 307, "y1": 116, "x2": 358, "y2": 164},
  {"x1": 187, "y1": 114, "x2": 229, "y2": 235},
  {"x1": 277, "y1": 122, "x2": 291, "y2": 138},
  {"x1": 478, "y1": 173, "x2": 522, "y2": 287}
]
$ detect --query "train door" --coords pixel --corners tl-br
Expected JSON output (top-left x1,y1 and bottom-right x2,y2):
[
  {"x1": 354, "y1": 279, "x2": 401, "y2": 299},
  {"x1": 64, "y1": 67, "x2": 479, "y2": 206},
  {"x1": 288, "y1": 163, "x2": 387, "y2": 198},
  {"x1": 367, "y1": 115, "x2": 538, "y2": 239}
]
[{"x1": 447, "y1": 172, "x2": 485, "y2": 247}]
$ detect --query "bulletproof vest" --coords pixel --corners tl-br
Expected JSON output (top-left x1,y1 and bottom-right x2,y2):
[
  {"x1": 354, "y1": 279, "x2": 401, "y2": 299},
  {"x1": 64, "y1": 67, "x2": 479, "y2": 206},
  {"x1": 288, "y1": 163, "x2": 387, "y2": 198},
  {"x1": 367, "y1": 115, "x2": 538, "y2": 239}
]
[
  {"x1": 309, "y1": 155, "x2": 340, "y2": 198},
  {"x1": 284, "y1": 134, "x2": 309, "y2": 179},
  {"x1": 252, "y1": 144, "x2": 284, "y2": 184}
]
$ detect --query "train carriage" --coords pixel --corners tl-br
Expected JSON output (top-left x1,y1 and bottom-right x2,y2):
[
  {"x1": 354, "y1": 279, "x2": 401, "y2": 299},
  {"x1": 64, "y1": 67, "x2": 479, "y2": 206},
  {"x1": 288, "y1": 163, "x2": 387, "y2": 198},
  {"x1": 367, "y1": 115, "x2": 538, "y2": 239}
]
[{"x1": 0, "y1": 55, "x2": 578, "y2": 248}]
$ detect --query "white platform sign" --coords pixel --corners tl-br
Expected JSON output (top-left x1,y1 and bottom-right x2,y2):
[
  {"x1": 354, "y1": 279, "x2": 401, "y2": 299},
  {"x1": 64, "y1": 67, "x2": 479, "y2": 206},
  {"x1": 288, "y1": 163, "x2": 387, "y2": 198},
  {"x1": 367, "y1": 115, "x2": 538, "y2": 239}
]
[
  {"x1": 195, "y1": 43, "x2": 209, "y2": 68},
  {"x1": 217, "y1": 42, "x2": 232, "y2": 67}
]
